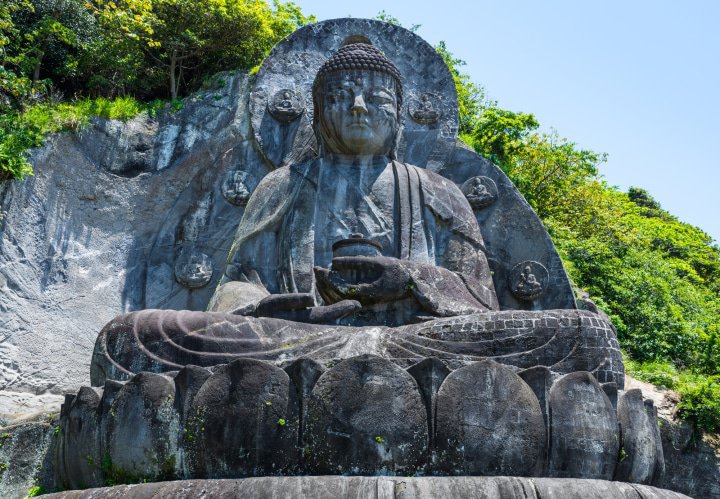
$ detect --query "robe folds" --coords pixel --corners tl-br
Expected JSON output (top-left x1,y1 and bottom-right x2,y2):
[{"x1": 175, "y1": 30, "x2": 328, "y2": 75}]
[{"x1": 218, "y1": 159, "x2": 498, "y2": 317}]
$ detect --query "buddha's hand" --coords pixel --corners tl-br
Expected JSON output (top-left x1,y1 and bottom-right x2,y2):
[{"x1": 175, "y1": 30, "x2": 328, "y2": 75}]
[
  {"x1": 254, "y1": 292, "x2": 360, "y2": 324},
  {"x1": 314, "y1": 255, "x2": 413, "y2": 305}
]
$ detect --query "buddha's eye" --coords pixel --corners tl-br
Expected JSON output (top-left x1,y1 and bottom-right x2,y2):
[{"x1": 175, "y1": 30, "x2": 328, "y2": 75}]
[
  {"x1": 328, "y1": 88, "x2": 351, "y2": 102},
  {"x1": 368, "y1": 91, "x2": 394, "y2": 106}
]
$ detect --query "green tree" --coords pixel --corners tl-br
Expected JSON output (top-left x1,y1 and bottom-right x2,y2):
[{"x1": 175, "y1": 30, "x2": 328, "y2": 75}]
[
  {"x1": 90, "y1": 0, "x2": 313, "y2": 99},
  {"x1": 435, "y1": 41, "x2": 488, "y2": 135},
  {"x1": 3, "y1": 0, "x2": 97, "y2": 90}
]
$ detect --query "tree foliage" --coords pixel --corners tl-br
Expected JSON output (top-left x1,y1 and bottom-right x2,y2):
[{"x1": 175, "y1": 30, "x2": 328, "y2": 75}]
[
  {"x1": 0, "y1": 0, "x2": 313, "y2": 178},
  {"x1": 0, "y1": 0, "x2": 313, "y2": 102},
  {"x1": 88, "y1": 0, "x2": 313, "y2": 99}
]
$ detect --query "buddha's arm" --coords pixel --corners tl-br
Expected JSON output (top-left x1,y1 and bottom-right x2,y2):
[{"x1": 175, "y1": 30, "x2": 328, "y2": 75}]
[
  {"x1": 409, "y1": 170, "x2": 499, "y2": 314},
  {"x1": 207, "y1": 168, "x2": 290, "y2": 314},
  {"x1": 208, "y1": 164, "x2": 360, "y2": 322}
]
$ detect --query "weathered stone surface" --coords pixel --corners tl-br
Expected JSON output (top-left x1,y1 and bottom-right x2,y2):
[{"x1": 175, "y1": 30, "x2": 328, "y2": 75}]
[
  {"x1": 0, "y1": 391, "x2": 64, "y2": 427},
  {"x1": 105, "y1": 372, "x2": 179, "y2": 482},
  {"x1": 548, "y1": 372, "x2": 619, "y2": 479},
  {"x1": 645, "y1": 400, "x2": 665, "y2": 484},
  {"x1": 56, "y1": 387, "x2": 103, "y2": 490},
  {"x1": 655, "y1": 416, "x2": 720, "y2": 498},
  {"x1": 602, "y1": 382, "x2": 619, "y2": 410},
  {"x1": 93, "y1": 309, "x2": 624, "y2": 388},
  {"x1": 406, "y1": 357, "x2": 450, "y2": 449},
  {"x1": 305, "y1": 355, "x2": 427, "y2": 474},
  {"x1": 186, "y1": 359, "x2": 298, "y2": 477},
  {"x1": 0, "y1": 420, "x2": 55, "y2": 499},
  {"x1": 0, "y1": 73, "x2": 261, "y2": 405},
  {"x1": 41, "y1": 477, "x2": 692, "y2": 499},
  {"x1": 518, "y1": 365, "x2": 553, "y2": 475},
  {"x1": 283, "y1": 358, "x2": 324, "y2": 454},
  {"x1": 172, "y1": 365, "x2": 212, "y2": 425},
  {"x1": 615, "y1": 389, "x2": 661, "y2": 484},
  {"x1": 435, "y1": 360, "x2": 545, "y2": 476}
]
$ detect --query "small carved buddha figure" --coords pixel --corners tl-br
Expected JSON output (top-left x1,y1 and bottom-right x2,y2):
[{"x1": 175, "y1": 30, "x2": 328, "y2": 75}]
[
  {"x1": 471, "y1": 178, "x2": 489, "y2": 197},
  {"x1": 224, "y1": 171, "x2": 251, "y2": 205},
  {"x1": 279, "y1": 90, "x2": 294, "y2": 109},
  {"x1": 411, "y1": 93, "x2": 439, "y2": 123},
  {"x1": 517, "y1": 266, "x2": 542, "y2": 294}
]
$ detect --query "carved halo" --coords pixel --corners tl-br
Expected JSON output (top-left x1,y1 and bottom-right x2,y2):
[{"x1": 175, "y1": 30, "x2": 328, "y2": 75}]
[{"x1": 249, "y1": 18, "x2": 459, "y2": 171}]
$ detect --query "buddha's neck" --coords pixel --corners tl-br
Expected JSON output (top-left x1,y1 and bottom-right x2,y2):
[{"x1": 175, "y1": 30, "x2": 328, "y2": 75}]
[{"x1": 320, "y1": 153, "x2": 391, "y2": 169}]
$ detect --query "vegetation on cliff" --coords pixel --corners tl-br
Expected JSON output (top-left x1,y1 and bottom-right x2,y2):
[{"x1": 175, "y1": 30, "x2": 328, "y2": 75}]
[
  {"x1": 437, "y1": 43, "x2": 720, "y2": 433},
  {"x1": 0, "y1": 0, "x2": 314, "y2": 179},
  {"x1": 1, "y1": 3, "x2": 718, "y2": 432}
]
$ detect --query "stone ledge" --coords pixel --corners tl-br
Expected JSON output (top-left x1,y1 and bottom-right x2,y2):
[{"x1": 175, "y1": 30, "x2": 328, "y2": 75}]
[{"x1": 44, "y1": 476, "x2": 692, "y2": 498}]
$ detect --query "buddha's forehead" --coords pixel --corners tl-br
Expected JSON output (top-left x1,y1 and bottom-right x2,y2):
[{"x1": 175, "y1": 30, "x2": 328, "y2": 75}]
[{"x1": 323, "y1": 70, "x2": 397, "y2": 92}]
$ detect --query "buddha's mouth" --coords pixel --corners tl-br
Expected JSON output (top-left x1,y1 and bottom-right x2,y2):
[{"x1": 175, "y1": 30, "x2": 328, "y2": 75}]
[{"x1": 347, "y1": 120, "x2": 370, "y2": 128}]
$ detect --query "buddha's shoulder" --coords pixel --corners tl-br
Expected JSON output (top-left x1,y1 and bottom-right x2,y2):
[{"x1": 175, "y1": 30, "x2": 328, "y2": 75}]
[
  {"x1": 404, "y1": 163, "x2": 465, "y2": 196},
  {"x1": 256, "y1": 160, "x2": 317, "y2": 190}
]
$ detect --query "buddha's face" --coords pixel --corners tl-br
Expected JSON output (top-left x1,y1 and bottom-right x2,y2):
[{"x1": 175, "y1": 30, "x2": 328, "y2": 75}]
[{"x1": 317, "y1": 70, "x2": 399, "y2": 156}]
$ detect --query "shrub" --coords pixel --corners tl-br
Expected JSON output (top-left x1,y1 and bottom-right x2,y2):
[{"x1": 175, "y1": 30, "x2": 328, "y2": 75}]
[
  {"x1": 624, "y1": 357, "x2": 680, "y2": 389},
  {"x1": 0, "y1": 96, "x2": 159, "y2": 180},
  {"x1": 676, "y1": 374, "x2": 720, "y2": 433}
]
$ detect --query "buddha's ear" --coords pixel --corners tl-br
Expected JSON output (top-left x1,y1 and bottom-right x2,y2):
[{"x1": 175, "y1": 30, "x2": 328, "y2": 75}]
[{"x1": 390, "y1": 121, "x2": 403, "y2": 161}]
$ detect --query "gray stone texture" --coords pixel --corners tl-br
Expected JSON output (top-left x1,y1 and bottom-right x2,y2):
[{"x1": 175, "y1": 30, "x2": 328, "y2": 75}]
[
  {"x1": 548, "y1": 372, "x2": 619, "y2": 480},
  {"x1": 406, "y1": 357, "x2": 450, "y2": 450},
  {"x1": 435, "y1": 360, "x2": 545, "y2": 476},
  {"x1": 518, "y1": 365, "x2": 554, "y2": 474},
  {"x1": 41, "y1": 477, "x2": 692, "y2": 499},
  {"x1": 92, "y1": 309, "x2": 624, "y2": 388},
  {"x1": 56, "y1": 387, "x2": 103, "y2": 490},
  {"x1": 56, "y1": 357, "x2": 668, "y2": 486},
  {"x1": 0, "y1": 419, "x2": 55, "y2": 499},
  {"x1": 186, "y1": 359, "x2": 298, "y2": 478},
  {"x1": 615, "y1": 389, "x2": 663, "y2": 484},
  {"x1": 0, "y1": 72, "x2": 262, "y2": 403},
  {"x1": 103, "y1": 372, "x2": 179, "y2": 483},
  {"x1": 654, "y1": 417, "x2": 720, "y2": 498},
  {"x1": 305, "y1": 355, "x2": 428, "y2": 474}
]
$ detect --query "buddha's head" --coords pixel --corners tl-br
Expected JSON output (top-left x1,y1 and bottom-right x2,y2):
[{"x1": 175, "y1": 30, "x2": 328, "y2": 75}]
[{"x1": 312, "y1": 43, "x2": 403, "y2": 157}]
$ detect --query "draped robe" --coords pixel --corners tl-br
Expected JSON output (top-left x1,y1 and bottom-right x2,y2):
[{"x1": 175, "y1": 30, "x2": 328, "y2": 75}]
[{"x1": 212, "y1": 158, "x2": 498, "y2": 318}]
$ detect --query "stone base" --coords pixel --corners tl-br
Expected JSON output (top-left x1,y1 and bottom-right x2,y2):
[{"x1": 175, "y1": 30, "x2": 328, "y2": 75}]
[
  {"x1": 44, "y1": 477, "x2": 691, "y2": 498},
  {"x1": 56, "y1": 357, "x2": 665, "y2": 489}
]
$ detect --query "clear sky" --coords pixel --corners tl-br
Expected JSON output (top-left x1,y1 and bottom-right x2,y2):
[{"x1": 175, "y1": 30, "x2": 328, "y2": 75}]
[{"x1": 294, "y1": 0, "x2": 720, "y2": 243}]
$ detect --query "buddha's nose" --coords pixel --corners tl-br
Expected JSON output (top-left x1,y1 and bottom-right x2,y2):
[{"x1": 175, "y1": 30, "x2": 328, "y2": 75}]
[{"x1": 351, "y1": 94, "x2": 368, "y2": 114}]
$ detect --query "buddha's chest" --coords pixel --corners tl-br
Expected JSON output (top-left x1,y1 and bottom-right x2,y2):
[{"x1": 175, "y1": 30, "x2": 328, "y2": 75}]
[{"x1": 313, "y1": 164, "x2": 397, "y2": 267}]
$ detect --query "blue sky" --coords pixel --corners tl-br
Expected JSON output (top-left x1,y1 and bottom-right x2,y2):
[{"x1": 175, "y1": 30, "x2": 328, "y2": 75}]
[{"x1": 295, "y1": 0, "x2": 720, "y2": 242}]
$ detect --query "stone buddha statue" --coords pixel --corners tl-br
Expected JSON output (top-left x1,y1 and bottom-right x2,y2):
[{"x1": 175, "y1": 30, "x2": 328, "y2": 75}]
[
  {"x1": 91, "y1": 41, "x2": 621, "y2": 392},
  {"x1": 56, "y1": 22, "x2": 676, "y2": 493}
]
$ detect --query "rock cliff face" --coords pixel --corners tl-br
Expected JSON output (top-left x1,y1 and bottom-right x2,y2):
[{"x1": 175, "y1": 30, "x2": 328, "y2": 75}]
[{"x1": 0, "y1": 73, "x2": 265, "y2": 409}]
